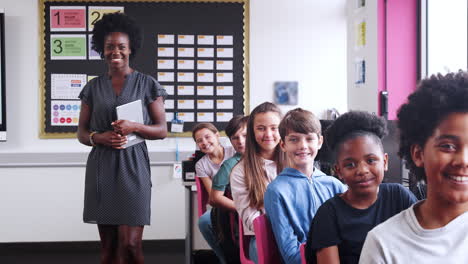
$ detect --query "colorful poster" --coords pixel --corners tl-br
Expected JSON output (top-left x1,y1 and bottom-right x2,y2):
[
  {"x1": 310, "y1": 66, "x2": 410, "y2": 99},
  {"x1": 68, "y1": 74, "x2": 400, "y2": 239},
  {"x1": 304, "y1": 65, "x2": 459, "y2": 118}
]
[
  {"x1": 50, "y1": 34, "x2": 87, "y2": 60},
  {"x1": 50, "y1": 6, "x2": 86, "y2": 32},
  {"x1": 51, "y1": 74, "x2": 87, "y2": 99},
  {"x1": 51, "y1": 100, "x2": 81, "y2": 126},
  {"x1": 88, "y1": 6, "x2": 124, "y2": 31}
]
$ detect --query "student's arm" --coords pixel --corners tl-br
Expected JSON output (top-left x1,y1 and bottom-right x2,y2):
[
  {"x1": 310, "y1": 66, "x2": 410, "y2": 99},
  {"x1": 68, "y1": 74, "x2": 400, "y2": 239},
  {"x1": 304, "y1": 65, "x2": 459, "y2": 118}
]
[
  {"x1": 195, "y1": 160, "x2": 212, "y2": 195},
  {"x1": 264, "y1": 187, "x2": 301, "y2": 264},
  {"x1": 230, "y1": 162, "x2": 261, "y2": 235},
  {"x1": 209, "y1": 158, "x2": 237, "y2": 211},
  {"x1": 316, "y1": 246, "x2": 340, "y2": 264},
  {"x1": 200, "y1": 177, "x2": 212, "y2": 196},
  {"x1": 209, "y1": 189, "x2": 236, "y2": 211},
  {"x1": 306, "y1": 202, "x2": 341, "y2": 264}
]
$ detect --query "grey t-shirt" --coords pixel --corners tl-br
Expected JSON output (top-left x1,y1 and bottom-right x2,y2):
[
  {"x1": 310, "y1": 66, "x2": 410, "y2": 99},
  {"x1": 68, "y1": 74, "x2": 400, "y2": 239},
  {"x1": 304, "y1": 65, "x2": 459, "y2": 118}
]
[{"x1": 195, "y1": 145, "x2": 236, "y2": 179}]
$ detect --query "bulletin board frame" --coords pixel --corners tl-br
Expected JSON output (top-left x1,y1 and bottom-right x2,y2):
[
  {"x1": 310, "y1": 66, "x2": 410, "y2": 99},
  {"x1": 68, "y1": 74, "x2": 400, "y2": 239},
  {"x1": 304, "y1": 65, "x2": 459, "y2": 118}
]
[{"x1": 38, "y1": 0, "x2": 250, "y2": 138}]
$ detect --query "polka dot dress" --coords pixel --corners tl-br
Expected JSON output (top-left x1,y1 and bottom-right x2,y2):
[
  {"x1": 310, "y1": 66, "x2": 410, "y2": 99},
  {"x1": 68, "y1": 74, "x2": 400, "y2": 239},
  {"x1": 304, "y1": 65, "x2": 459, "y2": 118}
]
[{"x1": 79, "y1": 71, "x2": 167, "y2": 226}]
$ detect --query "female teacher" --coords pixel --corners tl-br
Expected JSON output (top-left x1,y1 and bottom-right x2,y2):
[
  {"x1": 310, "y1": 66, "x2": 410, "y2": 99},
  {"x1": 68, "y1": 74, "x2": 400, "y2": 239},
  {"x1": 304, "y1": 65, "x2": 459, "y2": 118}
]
[{"x1": 77, "y1": 13, "x2": 167, "y2": 264}]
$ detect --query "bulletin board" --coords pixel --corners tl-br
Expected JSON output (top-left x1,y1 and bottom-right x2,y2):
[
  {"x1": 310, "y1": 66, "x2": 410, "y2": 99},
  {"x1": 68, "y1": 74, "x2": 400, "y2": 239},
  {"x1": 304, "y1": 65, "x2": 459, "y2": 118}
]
[{"x1": 39, "y1": 0, "x2": 250, "y2": 138}]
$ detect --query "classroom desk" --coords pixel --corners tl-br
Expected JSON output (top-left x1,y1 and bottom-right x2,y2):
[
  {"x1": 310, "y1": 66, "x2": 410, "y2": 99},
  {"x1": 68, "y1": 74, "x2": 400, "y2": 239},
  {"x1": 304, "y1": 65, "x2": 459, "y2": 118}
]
[{"x1": 182, "y1": 181, "x2": 210, "y2": 264}]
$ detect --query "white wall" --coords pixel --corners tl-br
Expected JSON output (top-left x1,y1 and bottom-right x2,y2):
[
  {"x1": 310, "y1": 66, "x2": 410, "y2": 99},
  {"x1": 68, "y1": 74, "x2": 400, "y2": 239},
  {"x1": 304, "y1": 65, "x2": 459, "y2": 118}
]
[{"x1": 0, "y1": 0, "x2": 347, "y2": 242}]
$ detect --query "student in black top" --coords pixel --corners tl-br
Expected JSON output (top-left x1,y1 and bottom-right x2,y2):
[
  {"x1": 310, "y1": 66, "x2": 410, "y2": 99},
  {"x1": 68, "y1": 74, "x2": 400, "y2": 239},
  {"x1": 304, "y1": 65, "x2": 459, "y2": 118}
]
[{"x1": 305, "y1": 111, "x2": 417, "y2": 264}]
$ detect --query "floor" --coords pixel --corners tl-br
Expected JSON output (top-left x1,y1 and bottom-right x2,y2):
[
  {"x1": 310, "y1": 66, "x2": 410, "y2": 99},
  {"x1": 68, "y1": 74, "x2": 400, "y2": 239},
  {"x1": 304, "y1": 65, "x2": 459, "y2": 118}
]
[{"x1": 0, "y1": 240, "x2": 218, "y2": 264}]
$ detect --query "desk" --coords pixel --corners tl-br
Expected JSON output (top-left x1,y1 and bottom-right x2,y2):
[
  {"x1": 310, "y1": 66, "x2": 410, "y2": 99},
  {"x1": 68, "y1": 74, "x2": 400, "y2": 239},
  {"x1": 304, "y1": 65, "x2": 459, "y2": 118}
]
[{"x1": 183, "y1": 181, "x2": 211, "y2": 264}]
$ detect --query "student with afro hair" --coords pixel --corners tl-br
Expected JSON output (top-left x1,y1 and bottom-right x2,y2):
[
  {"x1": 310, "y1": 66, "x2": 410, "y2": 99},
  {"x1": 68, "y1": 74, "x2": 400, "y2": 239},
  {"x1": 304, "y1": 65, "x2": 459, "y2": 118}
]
[
  {"x1": 77, "y1": 12, "x2": 167, "y2": 264},
  {"x1": 360, "y1": 71, "x2": 468, "y2": 263},
  {"x1": 306, "y1": 111, "x2": 416, "y2": 264}
]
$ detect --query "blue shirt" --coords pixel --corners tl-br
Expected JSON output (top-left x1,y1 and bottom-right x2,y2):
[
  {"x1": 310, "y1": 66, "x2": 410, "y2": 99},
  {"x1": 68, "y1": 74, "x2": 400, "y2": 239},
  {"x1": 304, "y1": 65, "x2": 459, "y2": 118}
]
[{"x1": 264, "y1": 167, "x2": 346, "y2": 264}]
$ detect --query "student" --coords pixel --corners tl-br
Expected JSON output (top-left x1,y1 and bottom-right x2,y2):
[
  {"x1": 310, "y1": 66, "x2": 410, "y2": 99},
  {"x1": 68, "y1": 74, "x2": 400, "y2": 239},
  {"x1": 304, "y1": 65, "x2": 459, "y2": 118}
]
[
  {"x1": 359, "y1": 72, "x2": 468, "y2": 263},
  {"x1": 192, "y1": 123, "x2": 236, "y2": 264},
  {"x1": 264, "y1": 108, "x2": 346, "y2": 264},
  {"x1": 209, "y1": 115, "x2": 248, "y2": 264},
  {"x1": 306, "y1": 111, "x2": 417, "y2": 264},
  {"x1": 231, "y1": 102, "x2": 285, "y2": 263},
  {"x1": 210, "y1": 115, "x2": 249, "y2": 211}
]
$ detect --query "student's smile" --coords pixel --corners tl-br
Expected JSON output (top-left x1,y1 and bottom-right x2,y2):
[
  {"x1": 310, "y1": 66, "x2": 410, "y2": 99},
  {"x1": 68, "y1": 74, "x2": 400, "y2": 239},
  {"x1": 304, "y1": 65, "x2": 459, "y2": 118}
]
[
  {"x1": 281, "y1": 132, "x2": 322, "y2": 174},
  {"x1": 413, "y1": 113, "x2": 468, "y2": 205},
  {"x1": 253, "y1": 112, "x2": 281, "y2": 155},
  {"x1": 195, "y1": 128, "x2": 220, "y2": 155},
  {"x1": 336, "y1": 136, "x2": 388, "y2": 196}
]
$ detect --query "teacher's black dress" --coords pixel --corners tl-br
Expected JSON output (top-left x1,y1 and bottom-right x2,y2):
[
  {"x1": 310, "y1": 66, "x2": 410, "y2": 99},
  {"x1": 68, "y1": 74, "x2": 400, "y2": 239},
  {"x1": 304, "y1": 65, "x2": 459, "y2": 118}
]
[{"x1": 79, "y1": 71, "x2": 167, "y2": 226}]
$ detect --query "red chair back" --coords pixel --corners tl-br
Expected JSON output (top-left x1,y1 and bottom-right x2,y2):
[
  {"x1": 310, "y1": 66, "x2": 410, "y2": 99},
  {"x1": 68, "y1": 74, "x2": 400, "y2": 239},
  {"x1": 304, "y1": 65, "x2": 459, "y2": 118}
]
[
  {"x1": 238, "y1": 217, "x2": 255, "y2": 264},
  {"x1": 300, "y1": 242, "x2": 307, "y2": 264},
  {"x1": 253, "y1": 214, "x2": 282, "y2": 264},
  {"x1": 195, "y1": 176, "x2": 209, "y2": 218}
]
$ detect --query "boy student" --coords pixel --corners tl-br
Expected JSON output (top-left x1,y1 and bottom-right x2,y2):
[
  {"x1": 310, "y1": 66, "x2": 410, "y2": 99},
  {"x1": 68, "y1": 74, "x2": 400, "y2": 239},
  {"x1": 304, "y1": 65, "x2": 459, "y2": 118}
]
[
  {"x1": 359, "y1": 72, "x2": 468, "y2": 263},
  {"x1": 264, "y1": 108, "x2": 346, "y2": 264},
  {"x1": 209, "y1": 115, "x2": 248, "y2": 264}
]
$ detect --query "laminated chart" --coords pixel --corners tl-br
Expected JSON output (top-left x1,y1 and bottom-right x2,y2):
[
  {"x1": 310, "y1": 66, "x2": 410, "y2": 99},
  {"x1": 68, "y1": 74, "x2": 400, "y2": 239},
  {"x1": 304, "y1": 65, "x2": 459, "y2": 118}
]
[{"x1": 156, "y1": 33, "x2": 238, "y2": 126}]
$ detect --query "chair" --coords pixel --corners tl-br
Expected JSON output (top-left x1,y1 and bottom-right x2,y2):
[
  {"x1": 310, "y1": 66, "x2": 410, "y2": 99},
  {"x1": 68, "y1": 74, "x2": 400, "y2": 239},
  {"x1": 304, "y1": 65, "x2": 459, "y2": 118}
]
[
  {"x1": 195, "y1": 176, "x2": 209, "y2": 218},
  {"x1": 253, "y1": 214, "x2": 282, "y2": 264},
  {"x1": 300, "y1": 242, "x2": 307, "y2": 264},
  {"x1": 238, "y1": 217, "x2": 255, "y2": 264}
]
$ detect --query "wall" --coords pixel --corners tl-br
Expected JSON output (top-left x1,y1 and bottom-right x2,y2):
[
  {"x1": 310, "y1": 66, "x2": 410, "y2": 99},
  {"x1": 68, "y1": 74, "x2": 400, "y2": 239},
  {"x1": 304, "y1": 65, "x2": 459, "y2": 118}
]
[{"x1": 0, "y1": 0, "x2": 347, "y2": 242}]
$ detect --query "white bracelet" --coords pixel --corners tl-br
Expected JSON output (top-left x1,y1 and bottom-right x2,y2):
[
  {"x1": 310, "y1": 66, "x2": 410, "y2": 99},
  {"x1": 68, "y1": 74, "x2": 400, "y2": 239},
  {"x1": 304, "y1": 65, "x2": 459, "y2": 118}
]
[{"x1": 89, "y1": 131, "x2": 98, "y2": 146}]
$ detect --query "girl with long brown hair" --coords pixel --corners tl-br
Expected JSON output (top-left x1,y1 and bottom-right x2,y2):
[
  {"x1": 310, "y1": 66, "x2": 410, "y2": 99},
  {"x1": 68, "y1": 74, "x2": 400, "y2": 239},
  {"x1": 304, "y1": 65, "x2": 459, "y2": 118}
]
[{"x1": 230, "y1": 102, "x2": 285, "y2": 263}]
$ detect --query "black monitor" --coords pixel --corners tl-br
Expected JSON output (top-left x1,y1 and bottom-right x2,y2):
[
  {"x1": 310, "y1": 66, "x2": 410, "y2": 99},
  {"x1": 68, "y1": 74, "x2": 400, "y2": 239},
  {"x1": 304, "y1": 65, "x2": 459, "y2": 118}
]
[{"x1": 0, "y1": 10, "x2": 5, "y2": 141}]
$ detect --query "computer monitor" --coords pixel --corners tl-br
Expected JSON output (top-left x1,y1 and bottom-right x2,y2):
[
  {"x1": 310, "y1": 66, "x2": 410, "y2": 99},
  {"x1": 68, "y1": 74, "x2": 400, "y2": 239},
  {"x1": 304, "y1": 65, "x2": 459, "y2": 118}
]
[{"x1": 0, "y1": 10, "x2": 6, "y2": 141}]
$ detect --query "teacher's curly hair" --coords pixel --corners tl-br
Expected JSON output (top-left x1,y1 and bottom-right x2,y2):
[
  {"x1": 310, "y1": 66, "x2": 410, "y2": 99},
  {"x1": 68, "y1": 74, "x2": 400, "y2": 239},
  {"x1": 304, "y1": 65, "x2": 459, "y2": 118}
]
[{"x1": 91, "y1": 12, "x2": 143, "y2": 60}]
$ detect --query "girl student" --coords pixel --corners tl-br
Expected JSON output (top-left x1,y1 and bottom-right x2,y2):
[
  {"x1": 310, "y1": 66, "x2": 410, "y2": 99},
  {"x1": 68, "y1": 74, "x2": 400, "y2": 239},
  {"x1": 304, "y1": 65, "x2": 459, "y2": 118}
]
[
  {"x1": 230, "y1": 102, "x2": 286, "y2": 263},
  {"x1": 359, "y1": 72, "x2": 468, "y2": 263},
  {"x1": 306, "y1": 111, "x2": 417, "y2": 264},
  {"x1": 192, "y1": 122, "x2": 236, "y2": 264}
]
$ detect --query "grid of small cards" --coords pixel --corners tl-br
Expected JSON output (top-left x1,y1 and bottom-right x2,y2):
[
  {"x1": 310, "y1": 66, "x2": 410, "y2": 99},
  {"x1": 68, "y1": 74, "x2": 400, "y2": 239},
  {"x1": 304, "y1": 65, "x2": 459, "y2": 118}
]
[{"x1": 156, "y1": 34, "x2": 235, "y2": 124}]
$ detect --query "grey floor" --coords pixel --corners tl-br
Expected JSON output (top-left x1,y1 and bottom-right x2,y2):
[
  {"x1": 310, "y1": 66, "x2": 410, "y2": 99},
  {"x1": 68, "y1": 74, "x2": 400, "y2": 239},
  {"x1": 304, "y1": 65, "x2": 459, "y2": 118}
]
[{"x1": 0, "y1": 240, "x2": 186, "y2": 264}]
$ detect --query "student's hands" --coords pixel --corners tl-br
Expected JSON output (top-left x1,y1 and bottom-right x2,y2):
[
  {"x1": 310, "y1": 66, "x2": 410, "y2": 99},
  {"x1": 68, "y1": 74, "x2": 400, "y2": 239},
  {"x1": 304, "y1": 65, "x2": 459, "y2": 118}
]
[
  {"x1": 94, "y1": 131, "x2": 127, "y2": 149},
  {"x1": 111, "y1": 120, "x2": 137, "y2": 136}
]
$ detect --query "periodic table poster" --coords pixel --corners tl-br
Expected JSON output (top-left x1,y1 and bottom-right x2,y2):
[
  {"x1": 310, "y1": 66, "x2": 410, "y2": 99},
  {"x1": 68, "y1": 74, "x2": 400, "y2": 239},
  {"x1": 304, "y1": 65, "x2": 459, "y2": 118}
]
[{"x1": 39, "y1": 0, "x2": 249, "y2": 138}]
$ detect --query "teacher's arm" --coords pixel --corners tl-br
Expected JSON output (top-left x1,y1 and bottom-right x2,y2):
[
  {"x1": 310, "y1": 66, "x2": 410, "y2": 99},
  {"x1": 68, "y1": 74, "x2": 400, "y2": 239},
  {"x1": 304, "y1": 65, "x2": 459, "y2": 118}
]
[
  {"x1": 112, "y1": 97, "x2": 167, "y2": 140},
  {"x1": 78, "y1": 101, "x2": 126, "y2": 148}
]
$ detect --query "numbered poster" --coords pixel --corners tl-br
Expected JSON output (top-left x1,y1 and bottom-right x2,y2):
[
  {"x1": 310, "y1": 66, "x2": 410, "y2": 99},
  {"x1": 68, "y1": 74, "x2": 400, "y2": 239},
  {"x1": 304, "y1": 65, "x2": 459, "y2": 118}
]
[
  {"x1": 50, "y1": 6, "x2": 86, "y2": 31},
  {"x1": 88, "y1": 6, "x2": 124, "y2": 31},
  {"x1": 50, "y1": 34, "x2": 87, "y2": 60}
]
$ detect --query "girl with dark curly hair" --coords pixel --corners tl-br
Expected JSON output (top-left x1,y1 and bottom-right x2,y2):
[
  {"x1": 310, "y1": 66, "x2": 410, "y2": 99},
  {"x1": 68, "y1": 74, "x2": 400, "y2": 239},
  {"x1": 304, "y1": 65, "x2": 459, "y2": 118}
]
[
  {"x1": 77, "y1": 12, "x2": 167, "y2": 264},
  {"x1": 306, "y1": 111, "x2": 416, "y2": 264},
  {"x1": 360, "y1": 71, "x2": 468, "y2": 263}
]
